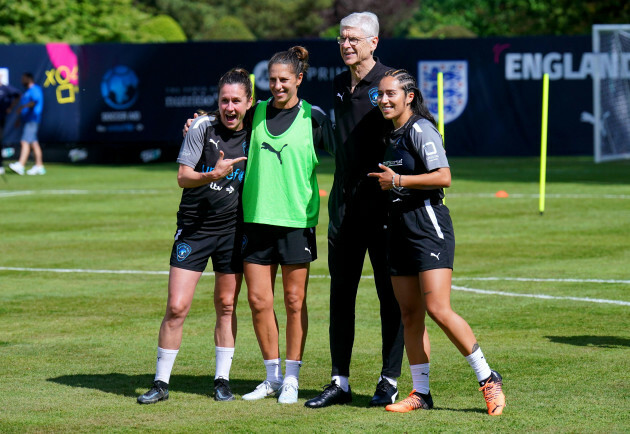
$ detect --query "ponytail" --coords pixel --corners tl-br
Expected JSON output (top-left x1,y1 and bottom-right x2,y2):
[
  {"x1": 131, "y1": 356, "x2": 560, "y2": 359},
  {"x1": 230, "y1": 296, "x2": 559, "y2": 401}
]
[
  {"x1": 218, "y1": 67, "x2": 253, "y2": 101},
  {"x1": 268, "y1": 45, "x2": 310, "y2": 78}
]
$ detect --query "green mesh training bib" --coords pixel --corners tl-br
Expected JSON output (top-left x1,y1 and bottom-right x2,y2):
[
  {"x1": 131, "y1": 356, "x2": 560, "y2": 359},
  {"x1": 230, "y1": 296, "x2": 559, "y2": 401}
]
[{"x1": 242, "y1": 99, "x2": 320, "y2": 228}]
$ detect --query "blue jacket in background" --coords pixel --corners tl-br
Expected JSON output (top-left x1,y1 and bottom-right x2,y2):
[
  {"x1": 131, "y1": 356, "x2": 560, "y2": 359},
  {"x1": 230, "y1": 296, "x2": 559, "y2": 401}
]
[{"x1": 20, "y1": 84, "x2": 43, "y2": 123}]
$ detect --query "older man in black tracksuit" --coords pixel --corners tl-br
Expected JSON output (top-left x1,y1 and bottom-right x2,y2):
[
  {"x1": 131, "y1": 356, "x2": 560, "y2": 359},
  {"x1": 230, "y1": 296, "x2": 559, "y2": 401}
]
[{"x1": 305, "y1": 11, "x2": 405, "y2": 409}]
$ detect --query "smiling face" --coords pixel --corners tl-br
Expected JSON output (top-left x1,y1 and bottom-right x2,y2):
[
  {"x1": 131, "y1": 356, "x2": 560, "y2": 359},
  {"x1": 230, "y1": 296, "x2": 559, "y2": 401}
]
[
  {"x1": 338, "y1": 26, "x2": 377, "y2": 67},
  {"x1": 268, "y1": 63, "x2": 302, "y2": 109},
  {"x1": 218, "y1": 83, "x2": 252, "y2": 131},
  {"x1": 377, "y1": 76, "x2": 414, "y2": 128}
]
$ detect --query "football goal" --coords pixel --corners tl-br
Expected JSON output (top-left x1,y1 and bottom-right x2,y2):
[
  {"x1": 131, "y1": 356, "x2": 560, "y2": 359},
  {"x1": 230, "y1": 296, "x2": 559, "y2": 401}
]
[{"x1": 592, "y1": 24, "x2": 630, "y2": 163}]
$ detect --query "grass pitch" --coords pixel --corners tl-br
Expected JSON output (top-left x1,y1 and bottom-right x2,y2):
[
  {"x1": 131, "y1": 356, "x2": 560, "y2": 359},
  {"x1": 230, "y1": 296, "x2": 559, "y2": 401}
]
[{"x1": 1, "y1": 156, "x2": 629, "y2": 432}]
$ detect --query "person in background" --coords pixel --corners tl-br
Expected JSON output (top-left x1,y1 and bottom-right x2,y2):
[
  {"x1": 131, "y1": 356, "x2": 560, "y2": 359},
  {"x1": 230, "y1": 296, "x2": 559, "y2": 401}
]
[
  {"x1": 368, "y1": 69, "x2": 505, "y2": 415},
  {"x1": 0, "y1": 80, "x2": 20, "y2": 175},
  {"x1": 137, "y1": 68, "x2": 251, "y2": 404},
  {"x1": 9, "y1": 73, "x2": 45, "y2": 176}
]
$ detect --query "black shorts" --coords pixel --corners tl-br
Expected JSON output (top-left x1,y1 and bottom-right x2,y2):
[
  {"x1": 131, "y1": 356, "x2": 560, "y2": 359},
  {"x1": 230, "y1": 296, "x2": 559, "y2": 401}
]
[
  {"x1": 242, "y1": 223, "x2": 317, "y2": 265},
  {"x1": 387, "y1": 200, "x2": 455, "y2": 276},
  {"x1": 169, "y1": 227, "x2": 242, "y2": 274}
]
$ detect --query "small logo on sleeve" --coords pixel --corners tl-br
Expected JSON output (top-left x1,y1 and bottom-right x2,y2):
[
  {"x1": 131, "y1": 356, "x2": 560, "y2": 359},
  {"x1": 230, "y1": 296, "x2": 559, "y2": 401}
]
[{"x1": 368, "y1": 87, "x2": 379, "y2": 106}]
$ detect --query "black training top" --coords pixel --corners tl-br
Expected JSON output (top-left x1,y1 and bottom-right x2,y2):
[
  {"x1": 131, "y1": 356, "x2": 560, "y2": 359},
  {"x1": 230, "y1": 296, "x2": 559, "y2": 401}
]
[
  {"x1": 383, "y1": 115, "x2": 449, "y2": 209},
  {"x1": 329, "y1": 58, "x2": 392, "y2": 235},
  {"x1": 263, "y1": 99, "x2": 335, "y2": 154},
  {"x1": 176, "y1": 116, "x2": 248, "y2": 234}
]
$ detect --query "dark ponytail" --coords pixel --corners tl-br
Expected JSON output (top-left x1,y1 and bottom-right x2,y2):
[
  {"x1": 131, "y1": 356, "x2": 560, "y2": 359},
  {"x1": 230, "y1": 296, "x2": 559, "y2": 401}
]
[
  {"x1": 268, "y1": 45, "x2": 309, "y2": 78},
  {"x1": 383, "y1": 69, "x2": 437, "y2": 128},
  {"x1": 218, "y1": 67, "x2": 253, "y2": 101}
]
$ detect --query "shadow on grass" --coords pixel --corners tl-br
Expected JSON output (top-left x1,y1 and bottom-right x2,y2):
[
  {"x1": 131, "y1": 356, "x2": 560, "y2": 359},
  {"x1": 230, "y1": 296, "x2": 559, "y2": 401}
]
[
  {"x1": 47, "y1": 373, "x2": 372, "y2": 404},
  {"x1": 545, "y1": 335, "x2": 630, "y2": 348},
  {"x1": 433, "y1": 406, "x2": 488, "y2": 415}
]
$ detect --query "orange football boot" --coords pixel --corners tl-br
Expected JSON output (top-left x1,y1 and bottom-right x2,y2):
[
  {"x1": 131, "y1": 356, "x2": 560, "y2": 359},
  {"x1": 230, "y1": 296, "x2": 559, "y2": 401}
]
[{"x1": 479, "y1": 370, "x2": 506, "y2": 415}]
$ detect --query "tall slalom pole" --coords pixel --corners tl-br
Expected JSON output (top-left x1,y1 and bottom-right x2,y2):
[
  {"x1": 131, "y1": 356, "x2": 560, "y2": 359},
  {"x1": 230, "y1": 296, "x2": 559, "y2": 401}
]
[
  {"x1": 250, "y1": 74, "x2": 256, "y2": 102},
  {"x1": 437, "y1": 72, "x2": 445, "y2": 144},
  {"x1": 539, "y1": 73, "x2": 549, "y2": 216}
]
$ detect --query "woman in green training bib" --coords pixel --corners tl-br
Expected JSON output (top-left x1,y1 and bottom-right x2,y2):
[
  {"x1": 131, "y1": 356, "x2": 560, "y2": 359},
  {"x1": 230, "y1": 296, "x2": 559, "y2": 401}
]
[{"x1": 240, "y1": 46, "x2": 334, "y2": 404}]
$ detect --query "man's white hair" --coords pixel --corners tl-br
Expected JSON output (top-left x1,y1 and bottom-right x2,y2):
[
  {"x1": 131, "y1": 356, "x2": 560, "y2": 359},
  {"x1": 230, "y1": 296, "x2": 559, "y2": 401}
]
[{"x1": 340, "y1": 12, "x2": 379, "y2": 37}]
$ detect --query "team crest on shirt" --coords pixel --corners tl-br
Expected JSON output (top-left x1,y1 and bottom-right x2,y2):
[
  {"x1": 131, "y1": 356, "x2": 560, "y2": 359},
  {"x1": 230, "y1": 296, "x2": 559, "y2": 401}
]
[
  {"x1": 176, "y1": 243, "x2": 192, "y2": 261},
  {"x1": 368, "y1": 87, "x2": 379, "y2": 106},
  {"x1": 418, "y1": 61, "x2": 468, "y2": 124}
]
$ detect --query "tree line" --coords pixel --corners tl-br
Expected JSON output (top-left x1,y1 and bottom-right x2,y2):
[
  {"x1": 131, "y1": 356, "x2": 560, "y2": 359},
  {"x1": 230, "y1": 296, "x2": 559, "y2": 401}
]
[{"x1": 0, "y1": 0, "x2": 627, "y2": 44}]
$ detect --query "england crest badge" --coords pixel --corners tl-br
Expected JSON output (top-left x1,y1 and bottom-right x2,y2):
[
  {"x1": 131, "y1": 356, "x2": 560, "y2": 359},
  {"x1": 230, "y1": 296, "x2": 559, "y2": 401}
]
[{"x1": 418, "y1": 61, "x2": 468, "y2": 124}]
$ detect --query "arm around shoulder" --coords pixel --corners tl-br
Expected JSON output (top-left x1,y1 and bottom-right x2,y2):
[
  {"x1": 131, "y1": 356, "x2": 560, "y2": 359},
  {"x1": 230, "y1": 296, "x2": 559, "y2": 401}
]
[{"x1": 311, "y1": 106, "x2": 335, "y2": 156}]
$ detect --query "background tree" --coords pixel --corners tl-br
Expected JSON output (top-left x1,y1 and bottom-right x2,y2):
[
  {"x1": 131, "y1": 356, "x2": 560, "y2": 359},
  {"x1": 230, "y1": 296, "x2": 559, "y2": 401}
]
[
  {"x1": 319, "y1": 0, "x2": 418, "y2": 37},
  {"x1": 398, "y1": 0, "x2": 630, "y2": 38},
  {"x1": 135, "y1": 0, "x2": 218, "y2": 41},
  {"x1": 0, "y1": 0, "x2": 166, "y2": 43},
  {"x1": 203, "y1": 16, "x2": 256, "y2": 41},
  {"x1": 0, "y1": 0, "x2": 628, "y2": 43},
  {"x1": 138, "y1": 15, "x2": 187, "y2": 43}
]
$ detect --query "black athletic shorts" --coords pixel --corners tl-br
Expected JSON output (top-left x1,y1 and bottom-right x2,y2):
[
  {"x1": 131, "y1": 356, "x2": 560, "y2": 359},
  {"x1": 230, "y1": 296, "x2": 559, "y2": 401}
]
[
  {"x1": 242, "y1": 223, "x2": 317, "y2": 265},
  {"x1": 387, "y1": 200, "x2": 455, "y2": 276},
  {"x1": 169, "y1": 227, "x2": 243, "y2": 274}
]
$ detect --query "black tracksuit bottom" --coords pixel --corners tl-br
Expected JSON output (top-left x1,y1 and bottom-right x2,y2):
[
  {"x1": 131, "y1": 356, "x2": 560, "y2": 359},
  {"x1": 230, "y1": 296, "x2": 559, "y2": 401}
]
[{"x1": 328, "y1": 214, "x2": 405, "y2": 379}]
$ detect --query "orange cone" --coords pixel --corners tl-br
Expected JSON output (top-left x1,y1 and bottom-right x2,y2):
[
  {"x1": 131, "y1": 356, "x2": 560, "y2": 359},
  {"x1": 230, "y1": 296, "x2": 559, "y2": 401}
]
[{"x1": 495, "y1": 190, "x2": 509, "y2": 198}]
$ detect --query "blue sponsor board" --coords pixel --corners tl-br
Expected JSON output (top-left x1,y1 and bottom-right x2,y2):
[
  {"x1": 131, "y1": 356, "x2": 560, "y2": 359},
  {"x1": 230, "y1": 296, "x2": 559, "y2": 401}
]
[{"x1": 0, "y1": 35, "x2": 594, "y2": 159}]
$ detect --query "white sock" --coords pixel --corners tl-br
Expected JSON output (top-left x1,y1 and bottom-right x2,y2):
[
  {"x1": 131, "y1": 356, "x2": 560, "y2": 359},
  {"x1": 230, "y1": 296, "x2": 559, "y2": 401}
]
[
  {"x1": 264, "y1": 358, "x2": 283, "y2": 383},
  {"x1": 284, "y1": 360, "x2": 302, "y2": 386},
  {"x1": 331, "y1": 375, "x2": 349, "y2": 392},
  {"x1": 380, "y1": 375, "x2": 398, "y2": 388},
  {"x1": 410, "y1": 363, "x2": 430, "y2": 394},
  {"x1": 154, "y1": 347, "x2": 179, "y2": 384},
  {"x1": 465, "y1": 348, "x2": 492, "y2": 382},
  {"x1": 214, "y1": 346, "x2": 235, "y2": 380}
]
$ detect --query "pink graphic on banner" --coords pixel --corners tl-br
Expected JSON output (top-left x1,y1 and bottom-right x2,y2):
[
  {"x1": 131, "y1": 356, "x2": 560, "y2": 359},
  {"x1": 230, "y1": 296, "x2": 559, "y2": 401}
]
[
  {"x1": 493, "y1": 43, "x2": 511, "y2": 64},
  {"x1": 46, "y1": 43, "x2": 78, "y2": 84}
]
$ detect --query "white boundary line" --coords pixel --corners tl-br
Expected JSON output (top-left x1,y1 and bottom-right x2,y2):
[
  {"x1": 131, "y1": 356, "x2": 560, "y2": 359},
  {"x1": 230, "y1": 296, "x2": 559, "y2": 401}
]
[
  {"x1": 452, "y1": 276, "x2": 630, "y2": 285},
  {"x1": 0, "y1": 189, "x2": 162, "y2": 198},
  {"x1": 1, "y1": 266, "x2": 629, "y2": 306},
  {"x1": 451, "y1": 285, "x2": 630, "y2": 306},
  {"x1": 446, "y1": 193, "x2": 630, "y2": 200},
  {"x1": 3, "y1": 190, "x2": 630, "y2": 200},
  {"x1": 0, "y1": 266, "x2": 169, "y2": 275}
]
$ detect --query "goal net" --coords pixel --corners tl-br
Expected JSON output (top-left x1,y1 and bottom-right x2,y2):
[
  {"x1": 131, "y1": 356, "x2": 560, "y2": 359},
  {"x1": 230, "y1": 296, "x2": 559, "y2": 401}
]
[{"x1": 592, "y1": 24, "x2": 630, "y2": 163}]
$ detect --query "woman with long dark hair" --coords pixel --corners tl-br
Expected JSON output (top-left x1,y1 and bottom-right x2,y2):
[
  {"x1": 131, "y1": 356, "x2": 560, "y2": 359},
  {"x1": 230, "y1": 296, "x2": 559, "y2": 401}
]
[
  {"x1": 240, "y1": 46, "x2": 334, "y2": 404},
  {"x1": 138, "y1": 68, "x2": 252, "y2": 404},
  {"x1": 368, "y1": 69, "x2": 505, "y2": 415}
]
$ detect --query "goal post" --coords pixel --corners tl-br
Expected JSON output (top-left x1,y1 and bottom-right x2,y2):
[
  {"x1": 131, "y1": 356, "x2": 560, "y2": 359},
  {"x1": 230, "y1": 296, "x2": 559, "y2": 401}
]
[{"x1": 592, "y1": 24, "x2": 630, "y2": 163}]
